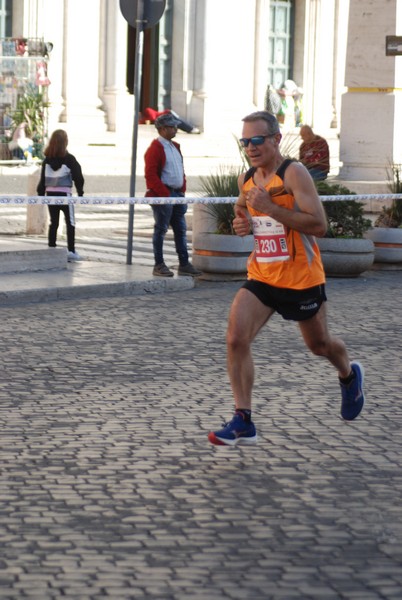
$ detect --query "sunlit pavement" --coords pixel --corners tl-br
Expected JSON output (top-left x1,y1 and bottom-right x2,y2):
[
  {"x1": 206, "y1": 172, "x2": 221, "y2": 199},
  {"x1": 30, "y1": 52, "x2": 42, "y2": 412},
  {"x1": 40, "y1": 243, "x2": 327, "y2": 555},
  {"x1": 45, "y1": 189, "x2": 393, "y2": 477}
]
[{"x1": 0, "y1": 270, "x2": 401, "y2": 599}]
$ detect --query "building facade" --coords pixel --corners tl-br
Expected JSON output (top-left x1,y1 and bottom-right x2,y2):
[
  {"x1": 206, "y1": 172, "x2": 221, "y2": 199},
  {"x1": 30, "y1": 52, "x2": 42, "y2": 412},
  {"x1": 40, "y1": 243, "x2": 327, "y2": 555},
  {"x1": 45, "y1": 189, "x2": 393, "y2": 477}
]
[{"x1": 3, "y1": 0, "x2": 402, "y2": 181}]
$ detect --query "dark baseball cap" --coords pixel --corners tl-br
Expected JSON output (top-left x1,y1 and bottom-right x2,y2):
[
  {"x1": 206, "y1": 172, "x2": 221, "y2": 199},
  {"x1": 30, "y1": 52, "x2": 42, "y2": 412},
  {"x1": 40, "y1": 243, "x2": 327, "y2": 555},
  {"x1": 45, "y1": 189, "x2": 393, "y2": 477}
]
[{"x1": 155, "y1": 113, "x2": 180, "y2": 129}]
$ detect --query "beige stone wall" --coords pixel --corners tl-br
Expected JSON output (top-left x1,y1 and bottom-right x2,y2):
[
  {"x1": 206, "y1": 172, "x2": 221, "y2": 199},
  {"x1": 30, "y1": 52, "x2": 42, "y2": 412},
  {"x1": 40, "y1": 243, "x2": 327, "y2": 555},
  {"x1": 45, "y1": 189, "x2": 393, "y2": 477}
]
[{"x1": 340, "y1": 0, "x2": 402, "y2": 180}]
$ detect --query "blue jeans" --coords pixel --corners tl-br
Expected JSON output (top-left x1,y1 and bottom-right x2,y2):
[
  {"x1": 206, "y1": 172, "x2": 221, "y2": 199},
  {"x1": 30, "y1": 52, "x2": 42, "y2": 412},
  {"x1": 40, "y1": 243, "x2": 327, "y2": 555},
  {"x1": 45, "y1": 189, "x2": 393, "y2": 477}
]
[
  {"x1": 308, "y1": 168, "x2": 328, "y2": 181},
  {"x1": 151, "y1": 191, "x2": 189, "y2": 266}
]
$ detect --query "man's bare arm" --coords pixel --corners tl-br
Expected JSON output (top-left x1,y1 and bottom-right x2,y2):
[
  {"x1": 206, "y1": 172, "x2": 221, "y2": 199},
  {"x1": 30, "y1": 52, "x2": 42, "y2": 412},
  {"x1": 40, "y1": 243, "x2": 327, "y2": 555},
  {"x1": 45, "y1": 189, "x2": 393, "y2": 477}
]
[{"x1": 233, "y1": 173, "x2": 252, "y2": 236}]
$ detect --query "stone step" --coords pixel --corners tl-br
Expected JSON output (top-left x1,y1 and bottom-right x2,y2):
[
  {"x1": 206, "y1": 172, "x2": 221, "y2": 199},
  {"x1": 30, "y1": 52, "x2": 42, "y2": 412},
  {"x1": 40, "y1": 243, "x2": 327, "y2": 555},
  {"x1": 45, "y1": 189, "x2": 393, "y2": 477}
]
[{"x1": 0, "y1": 240, "x2": 67, "y2": 274}]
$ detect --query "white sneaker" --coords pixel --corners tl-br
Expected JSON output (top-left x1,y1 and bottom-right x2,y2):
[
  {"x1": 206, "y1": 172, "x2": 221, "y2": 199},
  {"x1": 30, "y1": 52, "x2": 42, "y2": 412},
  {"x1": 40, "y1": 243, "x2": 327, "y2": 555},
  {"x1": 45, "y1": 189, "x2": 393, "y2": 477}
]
[{"x1": 67, "y1": 251, "x2": 82, "y2": 262}]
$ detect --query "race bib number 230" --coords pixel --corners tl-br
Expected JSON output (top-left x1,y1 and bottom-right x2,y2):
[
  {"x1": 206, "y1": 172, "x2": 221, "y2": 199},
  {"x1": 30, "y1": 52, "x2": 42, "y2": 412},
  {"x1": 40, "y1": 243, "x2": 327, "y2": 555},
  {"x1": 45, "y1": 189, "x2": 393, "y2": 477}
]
[{"x1": 252, "y1": 216, "x2": 290, "y2": 263}]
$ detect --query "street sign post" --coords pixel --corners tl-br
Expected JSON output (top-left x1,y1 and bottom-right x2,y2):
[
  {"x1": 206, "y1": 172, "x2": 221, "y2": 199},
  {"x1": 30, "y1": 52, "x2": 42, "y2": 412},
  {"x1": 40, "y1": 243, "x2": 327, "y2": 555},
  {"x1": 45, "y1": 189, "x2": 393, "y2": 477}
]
[
  {"x1": 120, "y1": 0, "x2": 166, "y2": 29},
  {"x1": 119, "y1": 0, "x2": 166, "y2": 264}
]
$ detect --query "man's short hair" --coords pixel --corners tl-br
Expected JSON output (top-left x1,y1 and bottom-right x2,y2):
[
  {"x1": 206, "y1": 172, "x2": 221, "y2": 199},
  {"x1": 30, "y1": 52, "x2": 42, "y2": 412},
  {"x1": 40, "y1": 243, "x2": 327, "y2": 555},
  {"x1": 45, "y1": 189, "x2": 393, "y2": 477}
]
[{"x1": 242, "y1": 111, "x2": 280, "y2": 135}]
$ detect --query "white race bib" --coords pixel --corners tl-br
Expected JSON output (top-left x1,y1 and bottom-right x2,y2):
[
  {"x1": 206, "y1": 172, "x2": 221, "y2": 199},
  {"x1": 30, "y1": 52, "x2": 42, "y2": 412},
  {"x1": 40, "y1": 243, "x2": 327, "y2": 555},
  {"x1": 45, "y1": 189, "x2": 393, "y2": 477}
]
[{"x1": 252, "y1": 216, "x2": 290, "y2": 263}]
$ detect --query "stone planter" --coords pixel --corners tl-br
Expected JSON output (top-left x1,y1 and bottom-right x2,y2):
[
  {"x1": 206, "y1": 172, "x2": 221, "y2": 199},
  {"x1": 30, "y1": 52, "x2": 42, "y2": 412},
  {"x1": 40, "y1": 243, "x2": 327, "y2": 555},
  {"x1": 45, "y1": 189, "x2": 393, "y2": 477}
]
[
  {"x1": 192, "y1": 203, "x2": 254, "y2": 275},
  {"x1": 193, "y1": 231, "x2": 254, "y2": 274},
  {"x1": 317, "y1": 238, "x2": 375, "y2": 277},
  {"x1": 365, "y1": 227, "x2": 402, "y2": 268}
]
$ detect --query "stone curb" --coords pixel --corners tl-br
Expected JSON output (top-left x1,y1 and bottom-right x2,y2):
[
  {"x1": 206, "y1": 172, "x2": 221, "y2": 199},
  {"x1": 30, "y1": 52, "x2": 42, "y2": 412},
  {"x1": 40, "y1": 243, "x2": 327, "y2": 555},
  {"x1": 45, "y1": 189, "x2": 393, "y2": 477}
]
[{"x1": 0, "y1": 275, "x2": 194, "y2": 306}]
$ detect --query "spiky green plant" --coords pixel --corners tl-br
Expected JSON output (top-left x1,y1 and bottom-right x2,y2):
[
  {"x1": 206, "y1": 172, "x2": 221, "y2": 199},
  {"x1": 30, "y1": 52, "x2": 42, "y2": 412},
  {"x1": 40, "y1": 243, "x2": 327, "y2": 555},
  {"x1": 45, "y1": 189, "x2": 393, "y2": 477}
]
[
  {"x1": 279, "y1": 130, "x2": 300, "y2": 160},
  {"x1": 375, "y1": 162, "x2": 402, "y2": 227},
  {"x1": 199, "y1": 165, "x2": 243, "y2": 234}
]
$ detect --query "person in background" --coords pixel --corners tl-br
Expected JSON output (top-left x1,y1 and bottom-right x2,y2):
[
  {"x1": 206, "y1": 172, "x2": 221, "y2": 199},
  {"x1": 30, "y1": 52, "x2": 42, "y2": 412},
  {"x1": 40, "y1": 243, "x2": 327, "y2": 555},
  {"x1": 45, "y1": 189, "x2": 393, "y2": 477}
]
[
  {"x1": 208, "y1": 111, "x2": 364, "y2": 447},
  {"x1": 299, "y1": 125, "x2": 330, "y2": 181},
  {"x1": 37, "y1": 129, "x2": 84, "y2": 262},
  {"x1": 144, "y1": 113, "x2": 202, "y2": 278},
  {"x1": 8, "y1": 122, "x2": 33, "y2": 161},
  {"x1": 142, "y1": 107, "x2": 201, "y2": 134}
]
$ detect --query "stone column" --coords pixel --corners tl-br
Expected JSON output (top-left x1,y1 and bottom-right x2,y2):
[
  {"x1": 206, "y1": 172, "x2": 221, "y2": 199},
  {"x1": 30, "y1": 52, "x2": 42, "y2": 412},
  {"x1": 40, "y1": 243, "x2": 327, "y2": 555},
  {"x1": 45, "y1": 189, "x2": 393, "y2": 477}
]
[
  {"x1": 40, "y1": 0, "x2": 65, "y2": 131},
  {"x1": 300, "y1": 0, "x2": 336, "y2": 130},
  {"x1": 171, "y1": 0, "x2": 258, "y2": 133},
  {"x1": 170, "y1": 0, "x2": 207, "y2": 128},
  {"x1": 59, "y1": 0, "x2": 105, "y2": 133},
  {"x1": 339, "y1": 0, "x2": 402, "y2": 181},
  {"x1": 99, "y1": 0, "x2": 132, "y2": 134}
]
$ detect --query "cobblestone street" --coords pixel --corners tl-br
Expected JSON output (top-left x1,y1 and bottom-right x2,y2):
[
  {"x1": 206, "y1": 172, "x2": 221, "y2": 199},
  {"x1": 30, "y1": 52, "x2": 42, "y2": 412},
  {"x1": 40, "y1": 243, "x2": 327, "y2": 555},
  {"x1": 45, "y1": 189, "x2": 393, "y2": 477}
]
[{"x1": 1, "y1": 271, "x2": 402, "y2": 599}]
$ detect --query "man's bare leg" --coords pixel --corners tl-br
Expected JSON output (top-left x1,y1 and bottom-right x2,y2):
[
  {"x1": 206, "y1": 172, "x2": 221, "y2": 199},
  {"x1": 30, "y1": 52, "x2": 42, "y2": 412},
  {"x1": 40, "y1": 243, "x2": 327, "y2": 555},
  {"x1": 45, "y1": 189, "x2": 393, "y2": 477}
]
[
  {"x1": 298, "y1": 303, "x2": 351, "y2": 377},
  {"x1": 299, "y1": 303, "x2": 365, "y2": 420},
  {"x1": 226, "y1": 288, "x2": 274, "y2": 409}
]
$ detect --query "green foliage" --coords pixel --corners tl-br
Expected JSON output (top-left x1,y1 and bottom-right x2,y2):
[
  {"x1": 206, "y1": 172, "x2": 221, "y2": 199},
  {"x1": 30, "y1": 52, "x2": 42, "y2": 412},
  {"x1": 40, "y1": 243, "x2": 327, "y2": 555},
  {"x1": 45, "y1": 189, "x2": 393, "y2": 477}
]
[
  {"x1": 315, "y1": 181, "x2": 372, "y2": 238},
  {"x1": 199, "y1": 165, "x2": 243, "y2": 234},
  {"x1": 388, "y1": 162, "x2": 402, "y2": 193},
  {"x1": 11, "y1": 85, "x2": 48, "y2": 159},
  {"x1": 315, "y1": 181, "x2": 355, "y2": 196},
  {"x1": 375, "y1": 162, "x2": 402, "y2": 227}
]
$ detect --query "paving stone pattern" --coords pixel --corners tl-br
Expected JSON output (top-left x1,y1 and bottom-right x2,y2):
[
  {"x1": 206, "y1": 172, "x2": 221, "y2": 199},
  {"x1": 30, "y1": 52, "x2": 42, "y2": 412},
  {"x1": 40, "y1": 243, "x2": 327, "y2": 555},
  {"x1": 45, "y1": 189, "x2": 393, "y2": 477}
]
[{"x1": 0, "y1": 271, "x2": 402, "y2": 599}]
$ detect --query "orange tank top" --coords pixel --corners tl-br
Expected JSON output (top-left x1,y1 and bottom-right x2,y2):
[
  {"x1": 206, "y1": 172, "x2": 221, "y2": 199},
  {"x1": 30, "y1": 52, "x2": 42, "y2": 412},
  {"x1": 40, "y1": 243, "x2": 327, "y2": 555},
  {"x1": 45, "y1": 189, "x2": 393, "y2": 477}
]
[{"x1": 243, "y1": 163, "x2": 325, "y2": 290}]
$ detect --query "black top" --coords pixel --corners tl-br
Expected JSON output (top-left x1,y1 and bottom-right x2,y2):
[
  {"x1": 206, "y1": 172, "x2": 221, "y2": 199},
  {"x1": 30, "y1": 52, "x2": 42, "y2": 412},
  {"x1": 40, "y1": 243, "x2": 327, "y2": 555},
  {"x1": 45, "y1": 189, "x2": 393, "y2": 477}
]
[{"x1": 37, "y1": 152, "x2": 84, "y2": 196}]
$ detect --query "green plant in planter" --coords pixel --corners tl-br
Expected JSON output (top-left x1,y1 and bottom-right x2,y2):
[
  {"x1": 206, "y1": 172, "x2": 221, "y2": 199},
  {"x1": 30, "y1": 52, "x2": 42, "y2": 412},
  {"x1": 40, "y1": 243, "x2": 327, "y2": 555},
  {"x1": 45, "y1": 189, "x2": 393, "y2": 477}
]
[
  {"x1": 11, "y1": 85, "x2": 48, "y2": 159},
  {"x1": 375, "y1": 162, "x2": 402, "y2": 227},
  {"x1": 315, "y1": 181, "x2": 372, "y2": 238},
  {"x1": 199, "y1": 165, "x2": 244, "y2": 234}
]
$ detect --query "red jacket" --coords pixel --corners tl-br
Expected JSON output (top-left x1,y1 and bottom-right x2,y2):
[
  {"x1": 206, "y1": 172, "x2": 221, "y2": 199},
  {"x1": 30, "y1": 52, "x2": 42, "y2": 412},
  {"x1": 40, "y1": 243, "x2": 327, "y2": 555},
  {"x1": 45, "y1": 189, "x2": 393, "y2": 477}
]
[{"x1": 144, "y1": 138, "x2": 186, "y2": 197}]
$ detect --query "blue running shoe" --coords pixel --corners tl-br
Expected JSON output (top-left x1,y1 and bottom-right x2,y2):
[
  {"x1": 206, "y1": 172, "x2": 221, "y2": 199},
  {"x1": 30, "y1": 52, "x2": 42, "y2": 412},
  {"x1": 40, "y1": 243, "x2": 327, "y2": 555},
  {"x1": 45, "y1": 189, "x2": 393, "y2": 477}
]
[
  {"x1": 208, "y1": 413, "x2": 257, "y2": 446},
  {"x1": 340, "y1": 361, "x2": 365, "y2": 421}
]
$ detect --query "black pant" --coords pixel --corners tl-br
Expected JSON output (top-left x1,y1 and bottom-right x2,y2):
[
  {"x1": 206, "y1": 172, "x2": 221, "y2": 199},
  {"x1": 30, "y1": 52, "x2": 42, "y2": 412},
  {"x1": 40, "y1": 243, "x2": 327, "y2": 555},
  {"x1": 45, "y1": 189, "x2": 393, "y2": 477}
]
[{"x1": 47, "y1": 195, "x2": 75, "y2": 252}]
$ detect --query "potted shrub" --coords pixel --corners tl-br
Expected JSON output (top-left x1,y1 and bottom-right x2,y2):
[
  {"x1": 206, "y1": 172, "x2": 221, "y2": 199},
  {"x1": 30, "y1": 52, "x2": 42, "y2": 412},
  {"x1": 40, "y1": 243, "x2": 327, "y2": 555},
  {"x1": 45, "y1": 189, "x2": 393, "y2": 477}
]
[
  {"x1": 365, "y1": 163, "x2": 402, "y2": 266},
  {"x1": 192, "y1": 164, "x2": 254, "y2": 277},
  {"x1": 10, "y1": 85, "x2": 48, "y2": 160},
  {"x1": 316, "y1": 181, "x2": 374, "y2": 277}
]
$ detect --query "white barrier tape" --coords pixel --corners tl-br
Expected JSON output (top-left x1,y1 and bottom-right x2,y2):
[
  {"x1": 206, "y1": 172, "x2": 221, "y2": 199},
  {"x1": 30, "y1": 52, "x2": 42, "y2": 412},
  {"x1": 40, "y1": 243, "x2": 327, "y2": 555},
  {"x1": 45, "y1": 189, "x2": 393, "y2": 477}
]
[
  {"x1": 319, "y1": 194, "x2": 402, "y2": 202},
  {"x1": 0, "y1": 196, "x2": 234, "y2": 206},
  {"x1": 0, "y1": 194, "x2": 401, "y2": 206}
]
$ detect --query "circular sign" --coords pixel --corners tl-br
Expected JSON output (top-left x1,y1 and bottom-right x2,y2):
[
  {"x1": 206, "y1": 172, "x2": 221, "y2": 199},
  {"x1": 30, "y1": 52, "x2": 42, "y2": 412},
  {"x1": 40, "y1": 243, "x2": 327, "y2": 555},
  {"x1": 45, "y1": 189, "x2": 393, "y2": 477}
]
[{"x1": 120, "y1": 0, "x2": 166, "y2": 29}]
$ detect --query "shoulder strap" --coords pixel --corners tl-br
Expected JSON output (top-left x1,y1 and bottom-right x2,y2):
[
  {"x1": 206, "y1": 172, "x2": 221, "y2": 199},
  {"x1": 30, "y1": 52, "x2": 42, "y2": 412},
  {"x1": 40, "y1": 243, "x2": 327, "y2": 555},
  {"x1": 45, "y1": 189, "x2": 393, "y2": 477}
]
[
  {"x1": 243, "y1": 166, "x2": 256, "y2": 184},
  {"x1": 276, "y1": 158, "x2": 295, "y2": 181},
  {"x1": 244, "y1": 159, "x2": 295, "y2": 185}
]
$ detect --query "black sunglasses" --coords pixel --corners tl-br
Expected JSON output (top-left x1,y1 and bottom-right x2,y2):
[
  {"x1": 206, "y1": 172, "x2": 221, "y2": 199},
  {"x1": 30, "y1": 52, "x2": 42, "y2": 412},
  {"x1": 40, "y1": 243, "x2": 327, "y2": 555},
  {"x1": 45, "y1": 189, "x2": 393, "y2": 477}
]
[{"x1": 239, "y1": 134, "x2": 275, "y2": 148}]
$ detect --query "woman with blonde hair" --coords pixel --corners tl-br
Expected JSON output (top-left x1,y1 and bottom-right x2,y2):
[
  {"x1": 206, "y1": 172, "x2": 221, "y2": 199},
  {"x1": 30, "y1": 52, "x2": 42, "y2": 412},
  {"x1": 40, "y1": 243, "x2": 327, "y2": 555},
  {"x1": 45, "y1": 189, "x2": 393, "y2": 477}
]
[{"x1": 37, "y1": 129, "x2": 84, "y2": 261}]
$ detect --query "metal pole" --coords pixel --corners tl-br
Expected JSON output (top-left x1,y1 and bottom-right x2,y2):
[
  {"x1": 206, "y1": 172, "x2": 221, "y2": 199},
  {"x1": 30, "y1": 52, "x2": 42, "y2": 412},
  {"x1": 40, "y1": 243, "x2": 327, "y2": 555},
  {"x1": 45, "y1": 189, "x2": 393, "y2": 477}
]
[{"x1": 126, "y1": 0, "x2": 145, "y2": 265}]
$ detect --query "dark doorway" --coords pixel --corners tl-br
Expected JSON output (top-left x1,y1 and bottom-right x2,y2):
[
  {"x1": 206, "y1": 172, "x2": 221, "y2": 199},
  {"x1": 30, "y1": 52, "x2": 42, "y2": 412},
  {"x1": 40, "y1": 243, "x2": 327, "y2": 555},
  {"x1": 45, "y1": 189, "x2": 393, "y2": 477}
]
[
  {"x1": 125, "y1": 0, "x2": 173, "y2": 115},
  {"x1": 126, "y1": 25, "x2": 160, "y2": 111}
]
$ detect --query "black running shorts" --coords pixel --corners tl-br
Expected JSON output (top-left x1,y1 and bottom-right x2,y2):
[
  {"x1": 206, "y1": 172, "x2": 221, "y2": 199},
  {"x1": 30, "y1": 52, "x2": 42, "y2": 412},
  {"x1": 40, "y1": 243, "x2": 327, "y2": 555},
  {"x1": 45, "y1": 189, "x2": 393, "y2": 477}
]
[{"x1": 242, "y1": 279, "x2": 327, "y2": 321}]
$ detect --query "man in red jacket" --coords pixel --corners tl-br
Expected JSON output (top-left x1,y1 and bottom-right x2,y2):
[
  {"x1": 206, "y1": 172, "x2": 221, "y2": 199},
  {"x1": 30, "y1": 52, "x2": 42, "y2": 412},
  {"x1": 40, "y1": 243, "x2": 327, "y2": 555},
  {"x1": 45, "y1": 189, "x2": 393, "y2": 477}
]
[{"x1": 144, "y1": 113, "x2": 201, "y2": 277}]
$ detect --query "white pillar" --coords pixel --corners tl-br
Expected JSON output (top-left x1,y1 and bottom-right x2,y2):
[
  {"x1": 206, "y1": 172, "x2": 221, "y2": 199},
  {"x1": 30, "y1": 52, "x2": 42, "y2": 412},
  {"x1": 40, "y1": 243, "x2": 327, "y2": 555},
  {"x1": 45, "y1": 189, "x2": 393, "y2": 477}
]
[
  {"x1": 301, "y1": 0, "x2": 336, "y2": 130},
  {"x1": 41, "y1": 0, "x2": 65, "y2": 131},
  {"x1": 59, "y1": 0, "x2": 105, "y2": 133},
  {"x1": 99, "y1": 0, "x2": 132, "y2": 134},
  {"x1": 339, "y1": 0, "x2": 402, "y2": 180},
  {"x1": 170, "y1": 0, "x2": 207, "y2": 128},
  {"x1": 171, "y1": 0, "x2": 257, "y2": 133}
]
